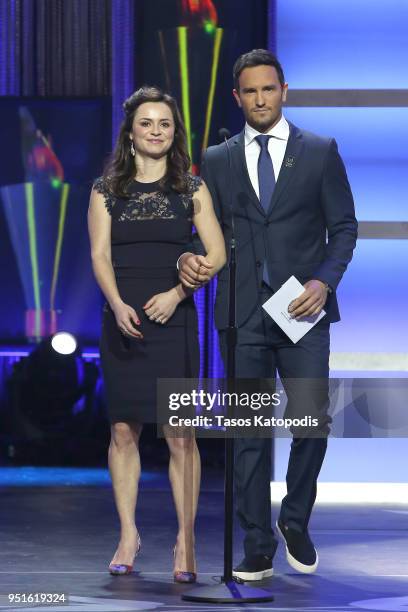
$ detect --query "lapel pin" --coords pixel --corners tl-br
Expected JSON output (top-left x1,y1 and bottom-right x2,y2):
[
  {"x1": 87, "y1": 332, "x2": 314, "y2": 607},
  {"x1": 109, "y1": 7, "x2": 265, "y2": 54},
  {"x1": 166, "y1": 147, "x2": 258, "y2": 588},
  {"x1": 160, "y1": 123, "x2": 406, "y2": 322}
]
[{"x1": 285, "y1": 156, "x2": 295, "y2": 167}]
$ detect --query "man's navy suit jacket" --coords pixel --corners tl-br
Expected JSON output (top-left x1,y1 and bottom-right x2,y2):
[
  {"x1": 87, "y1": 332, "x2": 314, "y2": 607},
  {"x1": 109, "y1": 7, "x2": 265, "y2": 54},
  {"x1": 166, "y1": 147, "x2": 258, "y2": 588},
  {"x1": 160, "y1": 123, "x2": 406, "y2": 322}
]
[{"x1": 195, "y1": 122, "x2": 358, "y2": 330}]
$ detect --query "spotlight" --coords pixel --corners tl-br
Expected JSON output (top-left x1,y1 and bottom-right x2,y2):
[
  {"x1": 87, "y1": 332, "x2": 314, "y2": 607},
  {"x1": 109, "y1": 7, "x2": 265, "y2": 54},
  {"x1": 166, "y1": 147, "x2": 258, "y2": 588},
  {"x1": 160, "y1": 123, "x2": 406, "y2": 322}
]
[
  {"x1": 51, "y1": 332, "x2": 77, "y2": 355},
  {"x1": 3, "y1": 335, "x2": 102, "y2": 463}
]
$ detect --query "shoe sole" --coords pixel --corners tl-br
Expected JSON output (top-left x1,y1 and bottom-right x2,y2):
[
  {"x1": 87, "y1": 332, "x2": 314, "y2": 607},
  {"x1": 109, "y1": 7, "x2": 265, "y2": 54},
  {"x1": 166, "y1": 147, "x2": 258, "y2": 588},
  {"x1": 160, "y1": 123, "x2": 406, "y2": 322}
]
[
  {"x1": 109, "y1": 535, "x2": 141, "y2": 575},
  {"x1": 232, "y1": 567, "x2": 273, "y2": 581},
  {"x1": 109, "y1": 565, "x2": 133, "y2": 575},
  {"x1": 276, "y1": 521, "x2": 318, "y2": 574}
]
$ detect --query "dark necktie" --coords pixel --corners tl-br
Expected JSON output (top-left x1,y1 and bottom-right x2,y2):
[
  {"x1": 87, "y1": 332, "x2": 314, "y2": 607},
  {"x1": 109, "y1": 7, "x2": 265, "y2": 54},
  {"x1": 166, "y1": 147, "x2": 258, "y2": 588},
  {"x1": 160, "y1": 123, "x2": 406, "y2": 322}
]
[
  {"x1": 256, "y1": 134, "x2": 275, "y2": 213},
  {"x1": 255, "y1": 134, "x2": 275, "y2": 285}
]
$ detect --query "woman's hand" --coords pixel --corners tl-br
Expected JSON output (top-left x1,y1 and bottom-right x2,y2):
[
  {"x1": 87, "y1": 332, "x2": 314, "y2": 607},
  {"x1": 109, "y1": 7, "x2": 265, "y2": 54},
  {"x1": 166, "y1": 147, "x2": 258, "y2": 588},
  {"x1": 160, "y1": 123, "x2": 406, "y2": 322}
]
[
  {"x1": 112, "y1": 301, "x2": 143, "y2": 339},
  {"x1": 143, "y1": 288, "x2": 181, "y2": 324}
]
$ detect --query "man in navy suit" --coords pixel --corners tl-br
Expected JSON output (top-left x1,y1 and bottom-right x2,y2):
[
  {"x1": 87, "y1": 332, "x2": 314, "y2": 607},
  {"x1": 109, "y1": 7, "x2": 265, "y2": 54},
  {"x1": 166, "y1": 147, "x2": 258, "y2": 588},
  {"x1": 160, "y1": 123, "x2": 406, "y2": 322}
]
[{"x1": 179, "y1": 49, "x2": 357, "y2": 580}]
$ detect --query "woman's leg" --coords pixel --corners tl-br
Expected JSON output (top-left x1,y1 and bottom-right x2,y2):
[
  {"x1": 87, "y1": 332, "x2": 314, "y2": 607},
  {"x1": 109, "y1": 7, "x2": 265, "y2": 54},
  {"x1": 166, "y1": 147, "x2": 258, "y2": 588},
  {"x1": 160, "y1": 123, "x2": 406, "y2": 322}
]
[
  {"x1": 163, "y1": 426, "x2": 201, "y2": 573},
  {"x1": 109, "y1": 421, "x2": 143, "y2": 566}
]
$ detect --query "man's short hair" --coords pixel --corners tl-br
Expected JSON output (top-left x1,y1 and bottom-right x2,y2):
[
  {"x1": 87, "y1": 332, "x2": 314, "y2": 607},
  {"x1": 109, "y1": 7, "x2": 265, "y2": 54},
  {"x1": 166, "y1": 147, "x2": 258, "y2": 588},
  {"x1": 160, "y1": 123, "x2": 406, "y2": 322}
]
[{"x1": 233, "y1": 49, "x2": 285, "y2": 90}]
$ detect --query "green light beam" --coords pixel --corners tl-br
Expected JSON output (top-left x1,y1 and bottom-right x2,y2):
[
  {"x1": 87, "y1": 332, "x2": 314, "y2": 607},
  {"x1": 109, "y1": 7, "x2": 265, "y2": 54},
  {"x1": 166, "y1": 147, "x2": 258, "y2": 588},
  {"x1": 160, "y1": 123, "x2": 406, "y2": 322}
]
[
  {"x1": 202, "y1": 27, "x2": 223, "y2": 152},
  {"x1": 178, "y1": 27, "x2": 193, "y2": 163},
  {"x1": 50, "y1": 183, "x2": 70, "y2": 311},
  {"x1": 25, "y1": 183, "x2": 41, "y2": 339}
]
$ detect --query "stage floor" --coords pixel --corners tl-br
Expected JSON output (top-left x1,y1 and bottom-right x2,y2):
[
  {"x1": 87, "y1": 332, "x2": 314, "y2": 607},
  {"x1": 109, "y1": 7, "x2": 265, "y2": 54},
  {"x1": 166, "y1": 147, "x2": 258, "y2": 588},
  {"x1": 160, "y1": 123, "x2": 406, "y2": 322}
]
[{"x1": 0, "y1": 470, "x2": 407, "y2": 612}]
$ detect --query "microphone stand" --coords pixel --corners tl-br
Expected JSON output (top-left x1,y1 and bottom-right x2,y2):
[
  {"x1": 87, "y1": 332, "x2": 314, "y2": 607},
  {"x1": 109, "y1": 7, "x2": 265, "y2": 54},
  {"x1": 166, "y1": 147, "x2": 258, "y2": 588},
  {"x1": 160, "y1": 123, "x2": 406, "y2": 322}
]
[{"x1": 182, "y1": 130, "x2": 274, "y2": 603}]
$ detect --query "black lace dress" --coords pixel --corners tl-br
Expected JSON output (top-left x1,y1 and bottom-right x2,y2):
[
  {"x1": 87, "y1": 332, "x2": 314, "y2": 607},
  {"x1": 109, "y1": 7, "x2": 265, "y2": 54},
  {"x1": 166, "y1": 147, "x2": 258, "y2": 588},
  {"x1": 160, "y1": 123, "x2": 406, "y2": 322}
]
[{"x1": 93, "y1": 175, "x2": 201, "y2": 423}]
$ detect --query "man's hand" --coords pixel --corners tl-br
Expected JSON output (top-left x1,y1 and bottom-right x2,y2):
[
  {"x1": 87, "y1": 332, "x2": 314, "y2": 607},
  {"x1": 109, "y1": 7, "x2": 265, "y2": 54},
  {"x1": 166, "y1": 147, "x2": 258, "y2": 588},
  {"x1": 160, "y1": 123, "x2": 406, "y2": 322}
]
[
  {"x1": 178, "y1": 253, "x2": 213, "y2": 289},
  {"x1": 288, "y1": 280, "x2": 329, "y2": 319}
]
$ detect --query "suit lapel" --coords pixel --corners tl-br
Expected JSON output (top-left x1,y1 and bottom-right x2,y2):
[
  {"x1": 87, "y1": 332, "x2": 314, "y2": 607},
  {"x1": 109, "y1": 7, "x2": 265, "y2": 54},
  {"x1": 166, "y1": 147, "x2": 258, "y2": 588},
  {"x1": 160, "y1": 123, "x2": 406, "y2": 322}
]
[
  {"x1": 230, "y1": 131, "x2": 266, "y2": 216},
  {"x1": 267, "y1": 123, "x2": 304, "y2": 216}
]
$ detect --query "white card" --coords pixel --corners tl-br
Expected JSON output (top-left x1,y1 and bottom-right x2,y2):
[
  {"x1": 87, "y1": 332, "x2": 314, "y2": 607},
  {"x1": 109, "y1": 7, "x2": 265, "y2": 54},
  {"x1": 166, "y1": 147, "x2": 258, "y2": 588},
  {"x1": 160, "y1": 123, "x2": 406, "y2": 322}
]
[{"x1": 262, "y1": 275, "x2": 326, "y2": 344}]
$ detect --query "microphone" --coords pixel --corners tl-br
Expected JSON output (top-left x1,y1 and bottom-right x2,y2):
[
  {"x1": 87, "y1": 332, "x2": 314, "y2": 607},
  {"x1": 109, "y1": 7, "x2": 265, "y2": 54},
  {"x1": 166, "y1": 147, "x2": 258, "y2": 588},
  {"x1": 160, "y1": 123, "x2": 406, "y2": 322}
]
[
  {"x1": 218, "y1": 127, "x2": 234, "y2": 240},
  {"x1": 218, "y1": 127, "x2": 236, "y2": 333},
  {"x1": 216, "y1": 127, "x2": 237, "y2": 587},
  {"x1": 218, "y1": 127, "x2": 231, "y2": 142}
]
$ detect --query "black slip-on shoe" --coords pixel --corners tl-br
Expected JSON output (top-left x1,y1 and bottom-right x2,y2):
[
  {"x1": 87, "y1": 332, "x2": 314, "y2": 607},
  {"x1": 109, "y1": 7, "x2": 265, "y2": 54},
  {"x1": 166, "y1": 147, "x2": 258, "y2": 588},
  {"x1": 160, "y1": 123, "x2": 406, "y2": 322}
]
[
  {"x1": 276, "y1": 519, "x2": 318, "y2": 574},
  {"x1": 232, "y1": 555, "x2": 273, "y2": 581}
]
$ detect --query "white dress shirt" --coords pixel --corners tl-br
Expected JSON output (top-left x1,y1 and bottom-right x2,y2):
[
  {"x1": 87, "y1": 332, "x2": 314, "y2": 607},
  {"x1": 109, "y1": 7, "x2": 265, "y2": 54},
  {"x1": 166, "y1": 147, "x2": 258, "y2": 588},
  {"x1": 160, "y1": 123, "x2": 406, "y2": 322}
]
[{"x1": 245, "y1": 115, "x2": 290, "y2": 199}]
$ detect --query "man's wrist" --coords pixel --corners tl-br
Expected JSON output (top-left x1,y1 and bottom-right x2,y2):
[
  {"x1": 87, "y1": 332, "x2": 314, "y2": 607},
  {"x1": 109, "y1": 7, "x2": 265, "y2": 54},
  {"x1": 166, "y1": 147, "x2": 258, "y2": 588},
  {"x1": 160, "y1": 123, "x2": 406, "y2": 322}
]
[
  {"x1": 319, "y1": 280, "x2": 332, "y2": 294},
  {"x1": 176, "y1": 252, "x2": 193, "y2": 270}
]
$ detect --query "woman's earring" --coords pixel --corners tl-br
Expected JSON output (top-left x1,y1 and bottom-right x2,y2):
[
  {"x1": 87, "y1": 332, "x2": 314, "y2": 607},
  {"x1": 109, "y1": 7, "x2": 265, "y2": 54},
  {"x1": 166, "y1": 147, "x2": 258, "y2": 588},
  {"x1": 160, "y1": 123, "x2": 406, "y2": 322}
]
[{"x1": 130, "y1": 140, "x2": 135, "y2": 157}]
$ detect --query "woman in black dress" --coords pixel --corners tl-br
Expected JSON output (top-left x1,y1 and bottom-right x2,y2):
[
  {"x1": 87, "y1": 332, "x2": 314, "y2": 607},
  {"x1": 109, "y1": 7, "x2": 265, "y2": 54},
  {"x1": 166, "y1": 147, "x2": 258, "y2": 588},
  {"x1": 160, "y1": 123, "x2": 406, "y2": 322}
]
[{"x1": 88, "y1": 86, "x2": 226, "y2": 582}]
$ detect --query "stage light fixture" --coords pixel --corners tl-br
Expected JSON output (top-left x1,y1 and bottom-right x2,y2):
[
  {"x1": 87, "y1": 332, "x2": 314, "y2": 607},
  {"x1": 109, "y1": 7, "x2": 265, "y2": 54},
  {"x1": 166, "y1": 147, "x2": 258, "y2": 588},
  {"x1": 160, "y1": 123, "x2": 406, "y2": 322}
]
[{"x1": 51, "y1": 332, "x2": 77, "y2": 355}]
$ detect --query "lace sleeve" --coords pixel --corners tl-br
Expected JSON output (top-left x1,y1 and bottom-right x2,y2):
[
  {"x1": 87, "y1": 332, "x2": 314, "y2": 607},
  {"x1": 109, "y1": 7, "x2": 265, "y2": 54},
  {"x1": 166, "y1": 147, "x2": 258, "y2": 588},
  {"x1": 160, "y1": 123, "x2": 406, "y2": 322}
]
[
  {"x1": 179, "y1": 174, "x2": 203, "y2": 215},
  {"x1": 93, "y1": 177, "x2": 115, "y2": 215},
  {"x1": 186, "y1": 174, "x2": 203, "y2": 196}
]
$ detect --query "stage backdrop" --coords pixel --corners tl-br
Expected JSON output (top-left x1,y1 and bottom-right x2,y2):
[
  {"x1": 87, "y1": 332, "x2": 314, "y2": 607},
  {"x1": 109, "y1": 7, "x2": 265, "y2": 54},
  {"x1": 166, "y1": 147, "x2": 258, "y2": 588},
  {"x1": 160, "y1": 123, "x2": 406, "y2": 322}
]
[{"x1": 0, "y1": 98, "x2": 111, "y2": 344}]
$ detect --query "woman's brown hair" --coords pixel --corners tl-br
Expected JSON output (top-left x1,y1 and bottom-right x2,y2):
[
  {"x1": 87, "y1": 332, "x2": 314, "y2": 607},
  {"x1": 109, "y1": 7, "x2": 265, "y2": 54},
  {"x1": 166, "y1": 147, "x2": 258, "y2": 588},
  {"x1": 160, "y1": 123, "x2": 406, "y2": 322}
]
[{"x1": 103, "y1": 86, "x2": 190, "y2": 198}]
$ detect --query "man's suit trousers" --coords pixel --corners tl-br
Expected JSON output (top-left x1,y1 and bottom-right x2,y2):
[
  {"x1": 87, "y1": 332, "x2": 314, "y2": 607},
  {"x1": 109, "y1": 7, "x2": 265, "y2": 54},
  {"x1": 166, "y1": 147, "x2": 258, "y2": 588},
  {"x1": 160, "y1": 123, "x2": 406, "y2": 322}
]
[{"x1": 219, "y1": 284, "x2": 330, "y2": 558}]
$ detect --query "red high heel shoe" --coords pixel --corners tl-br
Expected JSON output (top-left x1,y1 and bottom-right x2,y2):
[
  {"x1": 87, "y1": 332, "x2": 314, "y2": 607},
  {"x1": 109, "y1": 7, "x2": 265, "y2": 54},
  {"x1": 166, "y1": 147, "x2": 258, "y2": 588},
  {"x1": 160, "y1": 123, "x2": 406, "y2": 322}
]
[
  {"x1": 109, "y1": 533, "x2": 141, "y2": 576},
  {"x1": 173, "y1": 544, "x2": 197, "y2": 584}
]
